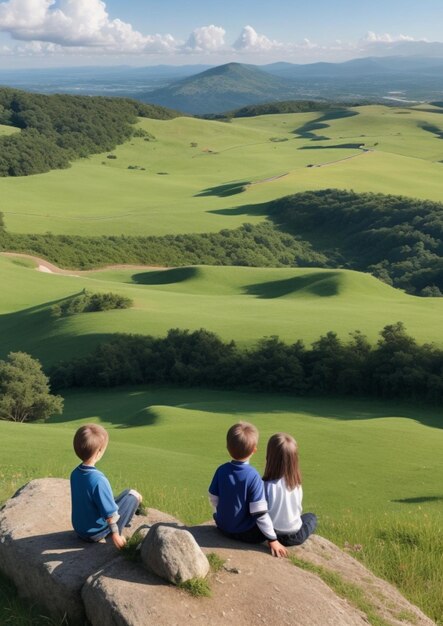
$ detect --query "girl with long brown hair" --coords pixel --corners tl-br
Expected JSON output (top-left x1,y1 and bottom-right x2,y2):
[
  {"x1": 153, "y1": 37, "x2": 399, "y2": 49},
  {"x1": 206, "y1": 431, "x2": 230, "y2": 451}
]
[{"x1": 263, "y1": 433, "x2": 317, "y2": 546}]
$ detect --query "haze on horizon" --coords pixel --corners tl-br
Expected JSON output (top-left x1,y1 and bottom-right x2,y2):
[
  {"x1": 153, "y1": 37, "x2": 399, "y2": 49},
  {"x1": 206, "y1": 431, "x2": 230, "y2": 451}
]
[{"x1": 0, "y1": 0, "x2": 442, "y2": 70}]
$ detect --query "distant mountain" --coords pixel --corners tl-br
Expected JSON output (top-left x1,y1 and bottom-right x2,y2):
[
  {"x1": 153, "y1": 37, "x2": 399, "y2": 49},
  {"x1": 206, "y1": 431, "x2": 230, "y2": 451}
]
[
  {"x1": 142, "y1": 63, "x2": 301, "y2": 114},
  {"x1": 263, "y1": 56, "x2": 443, "y2": 79}
]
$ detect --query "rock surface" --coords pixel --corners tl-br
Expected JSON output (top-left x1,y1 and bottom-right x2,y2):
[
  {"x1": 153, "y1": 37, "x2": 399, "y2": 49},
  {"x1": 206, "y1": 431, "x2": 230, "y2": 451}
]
[
  {"x1": 0, "y1": 479, "x2": 436, "y2": 626},
  {"x1": 141, "y1": 524, "x2": 209, "y2": 583}
]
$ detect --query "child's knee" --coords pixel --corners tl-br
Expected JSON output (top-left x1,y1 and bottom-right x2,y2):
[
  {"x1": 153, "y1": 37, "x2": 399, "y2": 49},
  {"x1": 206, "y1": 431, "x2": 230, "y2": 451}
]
[{"x1": 129, "y1": 489, "x2": 142, "y2": 503}]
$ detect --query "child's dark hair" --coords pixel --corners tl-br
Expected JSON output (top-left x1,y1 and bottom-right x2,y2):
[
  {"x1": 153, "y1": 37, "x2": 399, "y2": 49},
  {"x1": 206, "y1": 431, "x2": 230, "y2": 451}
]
[
  {"x1": 263, "y1": 433, "x2": 301, "y2": 490},
  {"x1": 73, "y1": 423, "x2": 108, "y2": 462},
  {"x1": 226, "y1": 422, "x2": 258, "y2": 460}
]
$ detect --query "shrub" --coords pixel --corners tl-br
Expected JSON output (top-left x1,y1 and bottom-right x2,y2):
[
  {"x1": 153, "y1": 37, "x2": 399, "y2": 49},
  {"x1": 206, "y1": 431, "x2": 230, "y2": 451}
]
[{"x1": 0, "y1": 352, "x2": 63, "y2": 422}]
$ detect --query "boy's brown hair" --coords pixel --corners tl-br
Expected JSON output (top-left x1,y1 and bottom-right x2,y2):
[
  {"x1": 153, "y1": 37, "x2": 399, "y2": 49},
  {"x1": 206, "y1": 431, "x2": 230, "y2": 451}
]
[
  {"x1": 226, "y1": 421, "x2": 258, "y2": 460},
  {"x1": 73, "y1": 423, "x2": 109, "y2": 462}
]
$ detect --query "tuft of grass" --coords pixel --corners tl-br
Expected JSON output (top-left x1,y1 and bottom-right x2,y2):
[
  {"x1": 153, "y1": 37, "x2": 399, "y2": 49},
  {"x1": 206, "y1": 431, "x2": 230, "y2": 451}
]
[
  {"x1": 206, "y1": 552, "x2": 225, "y2": 573},
  {"x1": 122, "y1": 531, "x2": 144, "y2": 562},
  {"x1": 289, "y1": 555, "x2": 391, "y2": 626},
  {"x1": 136, "y1": 503, "x2": 149, "y2": 517},
  {"x1": 178, "y1": 577, "x2": 211, "y2": 598}
]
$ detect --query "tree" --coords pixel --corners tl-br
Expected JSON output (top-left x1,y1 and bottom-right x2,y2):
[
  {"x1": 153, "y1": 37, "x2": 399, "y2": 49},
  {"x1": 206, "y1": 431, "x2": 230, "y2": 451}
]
[{"x1": 0, "y1": 352, "x2": 63, "y2": 422}]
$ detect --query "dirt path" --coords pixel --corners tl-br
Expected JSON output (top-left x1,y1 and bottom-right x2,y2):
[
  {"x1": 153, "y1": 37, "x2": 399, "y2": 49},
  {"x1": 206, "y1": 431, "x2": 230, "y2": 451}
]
[
  {"x1": 248, "y1": 172, "x2": 289, "y2": 185},
  {"x1": 1, "y1": 252, "x2": 168, "y2": 276},
  {"x1": 312, "y1": 148, "x2": 373, "y2": 168}
]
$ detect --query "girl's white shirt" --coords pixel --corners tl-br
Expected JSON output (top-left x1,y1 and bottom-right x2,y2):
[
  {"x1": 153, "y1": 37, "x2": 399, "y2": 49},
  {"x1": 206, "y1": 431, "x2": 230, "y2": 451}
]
[{"x1": 263, "y1": 478, "x2": 303, "y2": 534}]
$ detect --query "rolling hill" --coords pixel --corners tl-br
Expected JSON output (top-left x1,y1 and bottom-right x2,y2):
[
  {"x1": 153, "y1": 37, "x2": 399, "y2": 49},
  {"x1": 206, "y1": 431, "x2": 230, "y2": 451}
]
[
  {"x1": 2, "y1": 105, "x2": 443, "y2": 239},
  {"x1": 1, "y1": 256, "x2": 442, "y2": 367}
]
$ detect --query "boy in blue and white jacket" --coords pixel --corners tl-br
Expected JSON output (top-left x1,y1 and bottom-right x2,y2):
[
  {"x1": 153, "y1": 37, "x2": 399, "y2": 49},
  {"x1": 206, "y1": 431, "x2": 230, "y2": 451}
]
[{"x1": 209, "y1": 422, "x2": 287, "y2": 558}]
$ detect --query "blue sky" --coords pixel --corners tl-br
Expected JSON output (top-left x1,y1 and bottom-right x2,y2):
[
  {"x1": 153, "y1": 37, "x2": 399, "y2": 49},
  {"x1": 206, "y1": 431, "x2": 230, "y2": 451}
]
[
  {"x1": 104, "y1": 0, "x2": 443, "y2": 43},
  {"x1": 0, "y1": 0, "x2": 442, "y2": 68}
]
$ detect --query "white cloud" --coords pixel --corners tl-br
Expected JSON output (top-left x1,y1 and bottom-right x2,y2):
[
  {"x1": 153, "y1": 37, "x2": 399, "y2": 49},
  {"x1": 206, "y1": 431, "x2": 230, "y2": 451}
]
[
  {"x1": 0, "y1": 0, "x2": 176, "y2": 53},
  {"x1": 363, "y1": 31, "x2": 417, "y2": 44},
  {"x1": 233, "y1": 25, "x2": 282, "y2": 52},
  {"x1": 184, "y1": 24, "x2": 226, "y2": 53}
]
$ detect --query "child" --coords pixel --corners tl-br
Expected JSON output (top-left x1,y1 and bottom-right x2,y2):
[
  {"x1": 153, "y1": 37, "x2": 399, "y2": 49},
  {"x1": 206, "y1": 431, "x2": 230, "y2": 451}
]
[
  {"x1": 263, "y1": 432, "x2": 317, "y2": 546},
  {"x1": 209, "y1": 421, "x2": 287, "y2": 557},
  {"x1": 70, "y1": 423, "x2": 142, "y2": 549}
]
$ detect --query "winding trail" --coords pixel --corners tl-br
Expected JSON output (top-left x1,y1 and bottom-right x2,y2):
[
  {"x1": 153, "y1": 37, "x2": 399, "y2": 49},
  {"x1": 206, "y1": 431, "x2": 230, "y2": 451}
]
[{"x1": 1, "y1": 252, "x2": 168, "y2": 276}]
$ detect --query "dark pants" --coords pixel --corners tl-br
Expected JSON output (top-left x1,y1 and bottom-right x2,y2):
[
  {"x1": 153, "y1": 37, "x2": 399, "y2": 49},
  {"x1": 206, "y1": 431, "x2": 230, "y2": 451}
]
[
  {"x1": 277, "y1": 512, "x2": 317, "y2": 547},
  {"x1": 217, "y1": 523, "x2": 267, "y2": 544},
  {"x1": 90, "y1": 490, "x2": 139, "y2": 541}
]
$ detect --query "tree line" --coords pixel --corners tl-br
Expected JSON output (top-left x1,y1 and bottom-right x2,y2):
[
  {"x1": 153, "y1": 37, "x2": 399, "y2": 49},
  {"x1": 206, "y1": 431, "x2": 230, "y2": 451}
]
[
  {"x1": 0, "y1": 88, "x2": 178, "y2": 176},
  {"x1": 1, "y1": 189, "x2": 442, "y2": 296},
  {"x1": 203, "y1": 101, "x2": 362, "y2": 120},
  {"x1": 267, "y1": 189, "x2": 443, "y2": 296},
  {"x1": 50, "y1": 323, "x2": 443, "y2": 404},
  {"x1": 0, "y1": 221, "x2": 326, "y2": 269}
]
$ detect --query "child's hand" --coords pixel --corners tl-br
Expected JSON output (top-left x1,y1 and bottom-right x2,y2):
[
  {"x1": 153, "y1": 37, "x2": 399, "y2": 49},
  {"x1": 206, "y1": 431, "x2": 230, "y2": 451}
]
[
  {"x1": 111, "y1": 533, "x2": 127, "y2": 550},
  {"x1": 268, "y1": 539, "x2": 288, "y2": 558}
]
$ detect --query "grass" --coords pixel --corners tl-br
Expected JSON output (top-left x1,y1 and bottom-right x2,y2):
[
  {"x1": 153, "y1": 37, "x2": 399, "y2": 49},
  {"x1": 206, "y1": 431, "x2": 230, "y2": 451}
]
[
  {"x1": 206, "y1": 552, "x2": 226, "y2": 573},
  {"x1": 0, "y1": 124, "x2": 17, "y2": 137},
  {"x1": 1, "y1": 257, "x2": 443, "y2": 367},
  {"x1": 289, "y1": 556, "x2": 391, "y2": 626},
  {"x1": 0, "y1": 572, "x2": 67, "y2": 626},
  {"x1": 1, "y1": 105, "x2": 443, "y2": 237},
  {"x1": 178, "y1": 577, "x2": 211, "y2": 597},
  {"x1": 122, "y1": 531, "x2": 144, "y2": 562},
  {"x1": 0, "y1": 388, "x2": 442, "y2": 621}
]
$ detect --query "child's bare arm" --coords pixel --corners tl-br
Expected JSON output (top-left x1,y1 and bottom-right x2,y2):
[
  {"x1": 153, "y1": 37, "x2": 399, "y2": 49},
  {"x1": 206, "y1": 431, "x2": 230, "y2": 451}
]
[{"x1": 106, "y1": 512, "x2": 127, "y2": 549}]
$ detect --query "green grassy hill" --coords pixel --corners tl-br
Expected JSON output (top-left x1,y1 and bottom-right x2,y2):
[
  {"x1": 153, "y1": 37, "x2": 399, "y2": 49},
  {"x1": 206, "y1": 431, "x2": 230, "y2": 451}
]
[
  {"x1": 1, "y1": 105, "x2": 443, "y2": 237},
  {"x1": 1, "y1": 256, "x2": 442, "y2": 366},
  {"x1": 0, "y1": 388, "x2": 441, "y2": 621}
]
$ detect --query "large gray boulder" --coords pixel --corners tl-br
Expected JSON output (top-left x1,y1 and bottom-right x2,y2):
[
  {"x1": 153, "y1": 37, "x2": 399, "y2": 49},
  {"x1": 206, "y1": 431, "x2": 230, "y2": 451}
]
[
  {"x1": 0, "y1": 479, "x2": 116, "y2": 623},
  {"x1": 140, "y1": 524, "x2": 209, "y2": 584},
  {"x1": 0, "y1": 478, "x2": 174, "y2": 624}
]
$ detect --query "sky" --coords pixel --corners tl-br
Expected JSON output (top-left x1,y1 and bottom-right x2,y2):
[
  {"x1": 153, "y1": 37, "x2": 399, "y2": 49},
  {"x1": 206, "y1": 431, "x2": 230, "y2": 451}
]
[{"x1": 0, "y1": 0, "x2": 442, "y2": 69}]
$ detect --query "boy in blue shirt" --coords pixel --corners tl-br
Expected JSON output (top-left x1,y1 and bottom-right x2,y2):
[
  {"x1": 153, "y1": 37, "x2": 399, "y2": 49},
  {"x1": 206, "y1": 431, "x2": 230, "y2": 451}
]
[
  {"x1": 70, "y1": 423, "x2": 142, "y2": 549},
  {"x1": 209, "y1": 421, "x2": 287, "y2": 558}
]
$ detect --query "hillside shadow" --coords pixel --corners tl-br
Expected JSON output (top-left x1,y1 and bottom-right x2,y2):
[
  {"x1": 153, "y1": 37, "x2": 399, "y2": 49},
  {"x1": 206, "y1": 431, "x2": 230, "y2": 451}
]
[
  {"x1": 207, "y1": 200, "x2": 270, "y2": 217},
  {"x1": 299, "y1": 143, "x2": 364, "y2": 150},
  {"x1": 132, "y1": 266, "x2": 198, "y2": 285},
  {"x1": 45, "y1": 387, "x2": 443, "y2": 431},
  {"x1": 420, "y1": 122, "x2": 443, "y2": 139},
  {"x1": 294, "y1": 109, "x2": 359, "y2": 140},
  {"x1": 0, "y1": 297, "x2": 116, "y2": 367},
  {"x1": 244, "y1": 272, "x2": 340, "y2": 299},
  {"x1": 48, "y1": 392, "x2": 160, "y2": 428},
  {"x1": 149, "y1": 393, "x2": 443, "y2": 431},
  {"x1": 194, "y1": 181, "x2": 250, "y2": 197},
  {"x1": 391, "y1": 496, "x2": 443, "y2": 504}
]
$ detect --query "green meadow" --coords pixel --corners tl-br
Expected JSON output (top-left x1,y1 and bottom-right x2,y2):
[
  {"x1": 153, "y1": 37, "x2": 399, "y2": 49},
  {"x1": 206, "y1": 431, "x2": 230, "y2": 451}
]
[
  {"x1": 0, "y1": 388, "x2": 441, "y2": 621},
  {"x1": 1, "y1": 104, "x2": 443, "y2": 624},
  {"x1": 2, "y1": 105, "x2": 443, "y2": 237},
  {"x1": 0, "y1": 123, "x2": 17, "y2": 137},
  {"x1": 1, "y1": 255, "x2": 443, "y2": 366}
]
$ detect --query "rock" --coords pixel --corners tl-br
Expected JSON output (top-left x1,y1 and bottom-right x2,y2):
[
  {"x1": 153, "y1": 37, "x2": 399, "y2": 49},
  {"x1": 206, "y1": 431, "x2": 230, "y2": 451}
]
[
  {"x1": 140, "y1": 524, "x2": 210, "y2": 584},
  {"x1": 0, "y1": 478, "x2": 177, "y2": 624},
  {"x1": 0, "y1": 481, "x2": 434, "y2": 626},
  {"x1": 0, "y1": 478, "x2": 117, "y2": 624},
  {"x1": 83, "y1": 526, "x2": 370, "y2": 626}
]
